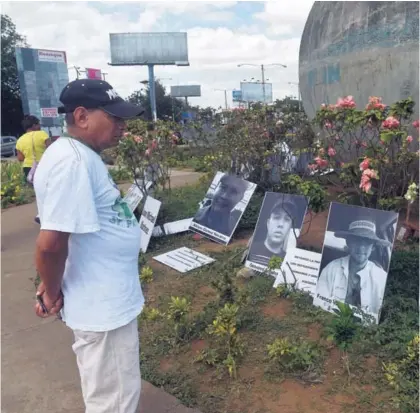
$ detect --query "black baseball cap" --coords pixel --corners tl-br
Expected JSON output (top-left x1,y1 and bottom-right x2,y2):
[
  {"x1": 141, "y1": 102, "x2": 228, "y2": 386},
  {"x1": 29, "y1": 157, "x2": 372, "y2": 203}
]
[{"x1": 58, "y1": 79, "x2": 144, "y2": 119}]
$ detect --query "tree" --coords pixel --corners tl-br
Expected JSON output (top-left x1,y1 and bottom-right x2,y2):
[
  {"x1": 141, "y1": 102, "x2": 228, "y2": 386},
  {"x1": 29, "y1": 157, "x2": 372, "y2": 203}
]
[
  {"x1": 1, "y1": 14, "x2": 28, "y2": 136},
  {"x1": 127, "y1": 80, "x2": 185, "y2": 122}
]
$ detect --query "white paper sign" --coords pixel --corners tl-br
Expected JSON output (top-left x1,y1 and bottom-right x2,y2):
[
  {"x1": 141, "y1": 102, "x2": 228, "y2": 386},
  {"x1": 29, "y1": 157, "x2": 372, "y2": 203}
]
[
  {"x1": 273, "y1": 248, "x2": 321, "y2": 296},
  {"x1": 139, "y1": 196, "x2": 161, "y2": 253},
  {"x1": 123, "y1": 181, "x2": 153, "y2": 212},
  {"x1": 152, "y1": 218, "x2": 193, "y2": 237},
  {"x1": 123, "y1": 184, "x2": 144, "y2": 212},
  {"x1": 153, "y1": 247, "x2": 215, "y2": 273}
]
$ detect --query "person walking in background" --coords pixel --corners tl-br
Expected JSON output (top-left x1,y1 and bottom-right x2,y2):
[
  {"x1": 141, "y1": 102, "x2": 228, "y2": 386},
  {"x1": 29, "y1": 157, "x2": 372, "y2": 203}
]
[
  {"x1": 33, "y1": 79, "x2": 145, "y2": 413},
  {"x1": 16, "y1": 115, "x2": 51, "y2": 224}
]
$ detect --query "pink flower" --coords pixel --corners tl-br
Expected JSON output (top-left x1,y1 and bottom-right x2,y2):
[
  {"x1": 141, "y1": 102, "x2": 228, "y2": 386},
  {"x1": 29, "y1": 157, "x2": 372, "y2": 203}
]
[
  {"x1": 360, "y1": 178, "x2": 372, "y2": 193},
  {"x1": 363, "y1": 168, "x2": 378, "y2": 179},
  {"x1": 359, "y1": 158, "x2": 370, "y2": 171},
  {"x1": 336, "y1": 95, "x2": 356, "y2": 109},
  {"x1": 145, "y1": 149, "x2": 151, "y2": 156},
  {"x1": 314, "y1": 157, "x2": 328, "y2": 168},
  {"x1": 151, "y1": 139, "x2": 158, "y2": 149},
  {"x1": 340, "y1": 162, "x2": 345, "y2": 168},
  {"x1": 361, "y1": 141, "x2": 368, "y2": 148},
  {"x1": 134, "y1": 135, "x2": 143, "y2": 143},
  {"x1": 335, "y1": 135, "x2": 340, "y2": 141},
  {"x1": 382, "y1": 116, "x2": 400, "y2": 129},
  {"x1": 308, "y1": 164, "x2": 317, "y2": 171},
  {"x1": 321, "y1": 103, "x2": 327, "y2": 109},
  {"x1": 123, "y1": 132, "x2": 130, "y2": 137},
  {"x1": 413, "y1": 120, "x2": 420, "y2": 129},
  {"x1": 328, "y1": 147, "x2": 336, "y2": 157},
  {"x1": 366, "y1": 96, "x2": 386, "y2": 111},
  {"x1": 324, "y1": 121, "x2": 333, "y2": 129},
  {"x1": 407, "y1": 135, "x2": 413, "y2": 143}
]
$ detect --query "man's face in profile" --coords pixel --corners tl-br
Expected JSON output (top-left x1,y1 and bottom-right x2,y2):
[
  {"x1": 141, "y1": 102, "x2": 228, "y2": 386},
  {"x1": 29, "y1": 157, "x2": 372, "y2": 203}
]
[
  {"x1": 266, "y1": 209, "x2": 292, "y2": 245},
  {"x1": 211, "y1": 176, "x2": 245, "y2": 212},
  {"x1": 346, "y1": 236, "x2": 374, "y2": 266}
]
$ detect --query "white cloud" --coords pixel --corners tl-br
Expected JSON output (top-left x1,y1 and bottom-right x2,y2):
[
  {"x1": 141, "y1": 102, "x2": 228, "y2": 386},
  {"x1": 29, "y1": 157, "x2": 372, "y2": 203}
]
[{"x1": 2, "y1": 1, "x2": 310, "y2": 109}]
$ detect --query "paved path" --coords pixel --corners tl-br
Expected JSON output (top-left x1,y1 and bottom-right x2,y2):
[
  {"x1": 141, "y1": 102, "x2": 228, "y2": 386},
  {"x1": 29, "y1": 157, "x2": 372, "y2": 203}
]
[{"x1": 1, "y1": 201, "x2": 201, "y2": 413}]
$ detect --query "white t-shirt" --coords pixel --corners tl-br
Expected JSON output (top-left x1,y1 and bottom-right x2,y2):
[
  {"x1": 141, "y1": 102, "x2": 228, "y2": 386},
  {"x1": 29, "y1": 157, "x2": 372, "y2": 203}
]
[{"x1": 34, "y1": 137, "x2": 144, "y2": 332}]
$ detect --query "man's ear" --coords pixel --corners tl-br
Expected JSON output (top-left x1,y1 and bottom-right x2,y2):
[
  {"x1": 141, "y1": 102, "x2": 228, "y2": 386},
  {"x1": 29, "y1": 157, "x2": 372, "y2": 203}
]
[{"x1": 72, "y1": 107, "x2": 90, "y2": 129}]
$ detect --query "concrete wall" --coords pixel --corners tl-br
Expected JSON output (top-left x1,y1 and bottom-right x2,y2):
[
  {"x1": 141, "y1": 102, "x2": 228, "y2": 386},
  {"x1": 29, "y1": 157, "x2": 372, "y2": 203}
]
[{"x1": 299, "y1": 1, "x2": 419, "y2": 119}]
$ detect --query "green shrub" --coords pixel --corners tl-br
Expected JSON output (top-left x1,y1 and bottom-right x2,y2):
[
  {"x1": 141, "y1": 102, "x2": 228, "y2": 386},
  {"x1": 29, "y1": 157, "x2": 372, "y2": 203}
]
[
  {"x1": 326, "y1": 302, "x2": 360, "y2": 350},
  {"x1": 267, "y1": 337, "x2": 322, "y2": 373},
  {"x1": 383, "y1": 335, "x2": 419, "y2": 413},
  {"x1": 108, "y1": 165, "x2": 131, "y2": 183},
  {"x1": 1, "y1": 162, "x2": 34, "y2": 208}
]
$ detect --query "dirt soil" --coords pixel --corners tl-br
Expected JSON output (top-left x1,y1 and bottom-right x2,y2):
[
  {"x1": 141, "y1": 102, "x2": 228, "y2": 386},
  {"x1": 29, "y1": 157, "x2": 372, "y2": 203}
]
[{"x1": 140, "y1": 233, "x2": 395, "y2": 413}]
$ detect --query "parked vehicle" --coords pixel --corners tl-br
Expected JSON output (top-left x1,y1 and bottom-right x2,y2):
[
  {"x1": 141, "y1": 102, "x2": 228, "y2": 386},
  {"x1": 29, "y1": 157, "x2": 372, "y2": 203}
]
[{"x1": 1, "y1": 136, "x2": 17, "y2": 157}]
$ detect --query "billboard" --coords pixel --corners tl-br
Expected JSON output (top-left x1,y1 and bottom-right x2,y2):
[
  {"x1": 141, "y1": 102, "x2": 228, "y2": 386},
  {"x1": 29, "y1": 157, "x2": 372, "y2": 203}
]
[
  {"x1": 232, "y1": 90, "x2": 242, "y2": 102},
  {"x1": 170, "y1": 85, "x2": 201, "y2": 97},
  {"x1": 240, "y1": 82, "x2": 273, "y2": 103},
  {"x1": 86, "y1": 68, "x2": 102, "y2": 80},
  {"x1": 109, "y1": 32, "x2": 189, "y2": 66},
  {"x1": 15, "y1": 47, "x2": 69, "y2": 128}
]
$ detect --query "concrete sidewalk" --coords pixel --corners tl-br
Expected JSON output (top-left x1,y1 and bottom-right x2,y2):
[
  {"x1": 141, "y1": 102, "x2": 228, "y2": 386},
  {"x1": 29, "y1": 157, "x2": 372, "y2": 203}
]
[{"x1": 1, "y1": 202, "x2": 201, "y2": 413}]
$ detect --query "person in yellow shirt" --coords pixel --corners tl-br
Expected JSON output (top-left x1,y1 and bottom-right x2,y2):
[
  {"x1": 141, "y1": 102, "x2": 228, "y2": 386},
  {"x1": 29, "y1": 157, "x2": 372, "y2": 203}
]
[
  {"x1": 16, "y1": 115, "x2": 51, "y2": 178},
  {"x1": 16, "y1": 115, "x2": 51, "y2": 224}
]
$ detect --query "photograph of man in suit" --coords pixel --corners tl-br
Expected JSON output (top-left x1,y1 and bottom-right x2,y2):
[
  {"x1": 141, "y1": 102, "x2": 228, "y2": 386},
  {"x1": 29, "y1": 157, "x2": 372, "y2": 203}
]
[
  {"x1": 193, "y1": 174, "x2": 249, "y2": 237},
  {"x1": 316, "y1": 219, "x2": 391, "y2": 315},
  {"x1": 248, "y1": 197, "x2": 302, "y2": 267}
]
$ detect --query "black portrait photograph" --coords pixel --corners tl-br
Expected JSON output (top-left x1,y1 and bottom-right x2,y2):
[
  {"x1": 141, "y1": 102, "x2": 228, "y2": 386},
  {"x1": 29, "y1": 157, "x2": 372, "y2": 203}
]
[
  {"x1": 190, "y1": 172, "x2": 256, "y2": 244},
  {"x1": 315, "y1": 202, "x2": 398, "y2": 320},
  {"x1": 246, "y1": 192, "x2": 308, "y2": 269}
]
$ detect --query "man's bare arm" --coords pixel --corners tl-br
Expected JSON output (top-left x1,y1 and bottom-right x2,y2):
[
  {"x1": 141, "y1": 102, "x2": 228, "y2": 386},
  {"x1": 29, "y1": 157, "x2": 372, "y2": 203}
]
[{"x1": 35, "y1": 230, "x2": 70, "y2": 299}]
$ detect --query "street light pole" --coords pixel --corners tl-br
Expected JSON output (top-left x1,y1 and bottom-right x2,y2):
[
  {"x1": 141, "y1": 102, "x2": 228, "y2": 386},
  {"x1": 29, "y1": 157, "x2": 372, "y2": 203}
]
[{"x1": 261, "y1": 64, "x2": 266, "y2": 103}]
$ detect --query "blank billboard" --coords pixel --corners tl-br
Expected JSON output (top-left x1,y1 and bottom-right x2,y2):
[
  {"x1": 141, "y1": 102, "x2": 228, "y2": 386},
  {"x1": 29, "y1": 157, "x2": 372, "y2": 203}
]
[
  {"x1": 240, "y1": 82, "x2": 273, "y2": 103},
  {"x1": 170, "y1": 85, "x2": 201, "y2": 97},
  {"x1": 109, "y1": 32, "x2": 189, "y2": 66}
]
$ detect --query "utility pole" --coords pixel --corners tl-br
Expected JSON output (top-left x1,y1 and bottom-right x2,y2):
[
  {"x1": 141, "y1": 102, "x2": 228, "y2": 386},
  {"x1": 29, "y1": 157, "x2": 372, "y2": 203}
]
[
  {"x1": 214, "y1": 88, "x2": 230, "y2": 110},
  {"x1": 261, "y1": 64, "x2": 266, "y2": 103}
]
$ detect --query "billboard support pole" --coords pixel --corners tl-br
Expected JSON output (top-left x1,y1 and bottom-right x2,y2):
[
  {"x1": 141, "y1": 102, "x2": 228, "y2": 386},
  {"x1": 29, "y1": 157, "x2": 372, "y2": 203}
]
[
  {"x1": 148, "y1": 64, "x2": 157, "y2": 122},
  {"x1": 224, "y1": 90, "x2": 228, "y2": 110}
]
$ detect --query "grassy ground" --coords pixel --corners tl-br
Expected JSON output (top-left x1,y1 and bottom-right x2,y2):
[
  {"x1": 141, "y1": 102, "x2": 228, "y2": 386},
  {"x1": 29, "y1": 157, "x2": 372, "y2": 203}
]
[{"x1": 137, "y1": 199, "x2": 419, "y2": 413}]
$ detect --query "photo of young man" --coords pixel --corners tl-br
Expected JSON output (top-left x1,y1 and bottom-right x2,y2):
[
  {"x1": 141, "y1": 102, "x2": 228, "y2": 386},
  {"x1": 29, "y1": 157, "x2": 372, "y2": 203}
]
[
  {"x1": 247, "y1": 192, "x2": 308, "y2": 269},
  {"x1": 314, "y1": 202, "x2": 398, "y2": 322},
  {"x1": 190, "y1": 172, "x2": 256, "y2": 244}
]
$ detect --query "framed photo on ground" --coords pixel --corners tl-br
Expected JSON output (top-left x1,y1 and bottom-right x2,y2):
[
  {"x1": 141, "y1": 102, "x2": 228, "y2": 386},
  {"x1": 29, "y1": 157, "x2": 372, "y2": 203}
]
[
  {"x1": 313, "y1": 202, "x2": 398, "y2": 324},
  {"x1": 189, "y1": 171, "x2": 256, "y2": 245}
]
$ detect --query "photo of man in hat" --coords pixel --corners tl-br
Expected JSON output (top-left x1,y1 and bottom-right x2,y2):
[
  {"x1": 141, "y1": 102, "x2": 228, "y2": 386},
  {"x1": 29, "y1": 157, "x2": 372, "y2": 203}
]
[
  {"x1": 317, "y1": 210, "x2": 395, "y2": 316},
  {"x1": 193, "y1": 173, "x2": 254, "y2": 238},
  {"x1": 247, "y1": 193, "x2": 308, "y2": 267}
]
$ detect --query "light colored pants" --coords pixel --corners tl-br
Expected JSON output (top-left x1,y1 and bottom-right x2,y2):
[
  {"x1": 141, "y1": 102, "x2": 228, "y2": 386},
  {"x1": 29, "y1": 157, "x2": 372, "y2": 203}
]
[{"x1": 72, "y1": 318, "x2": 141, "y2": 413}]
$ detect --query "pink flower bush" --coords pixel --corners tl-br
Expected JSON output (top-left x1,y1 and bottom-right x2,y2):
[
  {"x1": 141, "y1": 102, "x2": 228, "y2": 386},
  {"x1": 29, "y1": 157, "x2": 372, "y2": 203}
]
[
  {"x1": 359, "y1": 158, "x2": 370, "y2": 171},
  {"x1": 336, "y1": 95, "x2": 356, "y2": 109},
  {"x1": 413, "y1": 120, "x2": 420, "y2": 129},
  {"x1": 324, "y1": 121, "x2": 333, "y2": 129},
  {"x1": 151, "y1": 139, "x2": 158, "y2": 149},
  {"x1": 366, "y1": 96, "x2": 386, "y2": 111},
  {"x1": 145, "y1": 149, "x2": 151, "y2": 156},
  {"x1": 123, "y1": 132, "x2": 130, "y2": 137},
  {"x1": 327, "y1": 147, "x2": 336, "y2": 157},
  {"x1": 134, "y1": 135, "x2": 143, "y2": 143},
  {"x1": 407, "y1": 135, "x2": 413, "y2": 143},
  {"x1": 382, "y1": 116, "x2": 400, "y2": 129}
]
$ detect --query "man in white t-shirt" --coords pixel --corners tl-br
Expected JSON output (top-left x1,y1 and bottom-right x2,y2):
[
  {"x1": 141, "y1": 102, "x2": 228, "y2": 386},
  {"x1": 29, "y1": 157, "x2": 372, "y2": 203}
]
[{"x1": 33, "y1": 79, "x2": 145, "y2": 413}]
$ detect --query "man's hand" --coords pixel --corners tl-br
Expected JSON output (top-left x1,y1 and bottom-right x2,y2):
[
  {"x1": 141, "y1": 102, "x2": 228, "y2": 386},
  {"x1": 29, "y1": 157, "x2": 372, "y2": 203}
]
[{"x1": 34, "y1": 282, "x2": 64, "y2": 318}]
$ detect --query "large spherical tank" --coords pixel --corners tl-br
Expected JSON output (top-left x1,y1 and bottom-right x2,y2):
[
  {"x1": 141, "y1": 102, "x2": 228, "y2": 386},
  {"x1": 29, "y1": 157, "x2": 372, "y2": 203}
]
[{"x1": 299, "y1": 1, "x2": 419, "y2": 119}]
